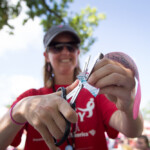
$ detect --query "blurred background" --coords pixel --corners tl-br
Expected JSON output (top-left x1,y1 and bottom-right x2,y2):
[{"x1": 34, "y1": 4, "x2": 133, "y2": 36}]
[{"x1": 0, "y1": 0, "x2": 150, "y2": 149}]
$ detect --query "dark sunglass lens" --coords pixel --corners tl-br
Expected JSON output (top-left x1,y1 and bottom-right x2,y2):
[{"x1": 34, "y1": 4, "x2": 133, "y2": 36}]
[
  {"x1": 48, "y1": 43, "x2": 78, "y2": 53},
  {"x1": 67, "y1": 45, "x2": 77, "y2": 53},
  {"x1": 67, "y1": 45, "x2": 76, "y2": 52},
  {"x1": 53, "y1": 45, "x2": 63, "y2": 53}
]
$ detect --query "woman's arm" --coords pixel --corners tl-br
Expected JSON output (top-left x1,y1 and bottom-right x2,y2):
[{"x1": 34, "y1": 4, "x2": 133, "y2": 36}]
[
  {"x1": 109, "y1": 107, "x2": 143, "y2": 137},
  {"x1": 88, "y1": 57, "x2": 144, "y2": 137},
  {"x1": 0, "y1": 102, "x2": 25, "y2": 150},
  {"x1": 0, "y1": 80, "x2": 79, "y2": 150}
]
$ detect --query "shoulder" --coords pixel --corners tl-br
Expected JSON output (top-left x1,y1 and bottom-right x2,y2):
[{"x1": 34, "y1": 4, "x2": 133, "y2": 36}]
[
  {"x1": 18, "y1": 88, "x2": 45, "y2": 98},
  {"x1": 12, "y1": 87, "x2": 52, "y2": 105}
]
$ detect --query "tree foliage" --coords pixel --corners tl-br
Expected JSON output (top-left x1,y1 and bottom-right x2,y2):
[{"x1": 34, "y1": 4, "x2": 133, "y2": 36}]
[{"x1": 0, "y1": 0, "x2": 106, "y2": 53}]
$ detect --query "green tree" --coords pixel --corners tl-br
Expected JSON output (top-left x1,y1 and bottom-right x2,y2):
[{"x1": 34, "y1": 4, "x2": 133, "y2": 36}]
[{"x1": 0, "y1": 0, "x2": 106, "y2": 53}]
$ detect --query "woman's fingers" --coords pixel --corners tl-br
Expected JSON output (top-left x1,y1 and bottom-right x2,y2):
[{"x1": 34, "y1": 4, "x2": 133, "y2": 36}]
[
  {"x1": 100, "y1": 86, "x2": 129, "y2": 100},
  {"x1": 55, "y1": 79, "x2": 79, "y2": 97},
  {"x1": 88, "y1": 63, "x2": 125, "y2": 86},
  {"x1": 34, "y1": 123, "x2": 58, "y2": 150},
  {"x1": 66, "y1": 79, "x2": 79, "y2": 94},
  {"x1": 86, "y1": 57, "x2": 136, "y2": 112},
  {"x1": 57, "y1": 99, "x2": 78, "y2": 123},
  {"x1": 51, "y1": 80, "x2": 79, "y2": 124},
  {"x1": 88, "y1": 58, "x2": 135, "y2": 90},
  {"x1": 94, "y1": 72, "x2": 135, "y2": 90},
  {"x1": 41, "y1": 111, "x2": 65, "y2": 139},
  {"x1": 100, "y1": 85, "x2": 135, "y2": 111}
]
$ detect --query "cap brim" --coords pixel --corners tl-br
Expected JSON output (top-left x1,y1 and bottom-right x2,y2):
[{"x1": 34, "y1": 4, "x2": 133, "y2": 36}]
[{"x1": 45, "y1": 30, "x2": 80, "y2": 48}]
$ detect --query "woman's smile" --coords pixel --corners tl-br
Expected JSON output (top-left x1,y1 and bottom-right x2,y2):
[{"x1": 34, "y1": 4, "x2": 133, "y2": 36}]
[{"x1": 60, "y1": 58, "x2": 71, "y2": 63}]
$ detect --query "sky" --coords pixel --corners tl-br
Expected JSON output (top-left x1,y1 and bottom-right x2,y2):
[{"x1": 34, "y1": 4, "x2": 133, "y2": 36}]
[{"x1": 0, "y1": 0, "x2": 150, "y2": 113}]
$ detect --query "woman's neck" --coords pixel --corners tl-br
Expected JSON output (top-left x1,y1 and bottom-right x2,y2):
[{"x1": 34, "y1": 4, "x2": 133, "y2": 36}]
[{"x1": 54, "y1": 73, "x2": 74, "y2": 85}]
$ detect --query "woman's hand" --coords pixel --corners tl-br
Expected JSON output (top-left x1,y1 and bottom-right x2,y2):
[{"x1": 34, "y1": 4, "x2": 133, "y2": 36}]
[
  {"x1": 88, "y1": 58, "x2": 135, "y2": 113},
  {"x1": 14, "y1": 80, "x2": 79, "y2": 150}
]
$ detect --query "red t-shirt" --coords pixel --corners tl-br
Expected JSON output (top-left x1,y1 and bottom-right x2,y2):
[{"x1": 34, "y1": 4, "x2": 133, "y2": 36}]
[{"x1": 11, "y1": 85, "x2": 118, "y2": 150}]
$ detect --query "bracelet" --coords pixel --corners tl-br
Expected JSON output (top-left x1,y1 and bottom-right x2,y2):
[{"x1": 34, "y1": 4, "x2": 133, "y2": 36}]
[{"x1": 10, "y1": 103, "x2": 27, "y2": 125}]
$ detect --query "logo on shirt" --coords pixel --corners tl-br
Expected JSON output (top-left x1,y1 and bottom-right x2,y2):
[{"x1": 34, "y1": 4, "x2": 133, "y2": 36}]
[{"x1": 77, "y1": 98, "x2": 95, "y2": 122}]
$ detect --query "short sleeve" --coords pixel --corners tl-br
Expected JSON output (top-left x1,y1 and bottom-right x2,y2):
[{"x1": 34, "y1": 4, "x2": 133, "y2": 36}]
[
  {"x1": 11, "y1": 89, "x2": 39, "y2": 107},
  {"x1": 10, "y1": 89, "x2": 39, "y2": 147},
  {"x1": 11, "y1": 127, "x2": 24, "y2": 147}
]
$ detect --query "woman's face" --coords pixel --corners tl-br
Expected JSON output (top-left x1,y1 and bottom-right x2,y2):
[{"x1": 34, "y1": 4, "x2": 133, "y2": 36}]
[
  {"x1": 46, "y1": 33, "x2": 80, "y2": 75},
  {"x1": 135, "y1": 138, "x2": 148, "y2": 150}
]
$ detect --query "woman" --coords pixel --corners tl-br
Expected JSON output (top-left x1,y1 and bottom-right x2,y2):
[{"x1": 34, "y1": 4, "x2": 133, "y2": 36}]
[
  {"x1": 135, "y1": 135, "x2": 150, "y2": 150},
  {"x1": 0, "y1": 25, "x2": 143, "y2": 150}
]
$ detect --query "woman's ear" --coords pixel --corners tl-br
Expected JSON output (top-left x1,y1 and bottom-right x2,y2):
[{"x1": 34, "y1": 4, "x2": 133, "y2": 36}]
[{"x1": 43, "y1": 52, "x2": 50, "y2": 62}]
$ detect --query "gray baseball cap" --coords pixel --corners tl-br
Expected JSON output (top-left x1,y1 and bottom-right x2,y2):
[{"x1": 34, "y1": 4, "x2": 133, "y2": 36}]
[{"x1": 43, "y1": 25, "x2": 81, "y2": 48}]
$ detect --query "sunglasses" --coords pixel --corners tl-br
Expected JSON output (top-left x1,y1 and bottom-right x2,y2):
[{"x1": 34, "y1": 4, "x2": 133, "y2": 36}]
[{"x1": 47, "y1": 42, "x2": 79, "y2": 54}]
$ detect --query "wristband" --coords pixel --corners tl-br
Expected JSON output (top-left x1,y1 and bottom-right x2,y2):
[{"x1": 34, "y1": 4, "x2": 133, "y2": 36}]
[
  {"x1": 10, "y1": 103, "x2": 27, "y2": 125},
  {"x1": 105, "y1": 52, "x2": 141, "y2": 120}
]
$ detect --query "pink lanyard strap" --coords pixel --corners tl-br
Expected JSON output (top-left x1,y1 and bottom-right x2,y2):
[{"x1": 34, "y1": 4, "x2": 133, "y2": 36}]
[{"x1": 105, "y1": 52, "x2": 141, "y2": 120}]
